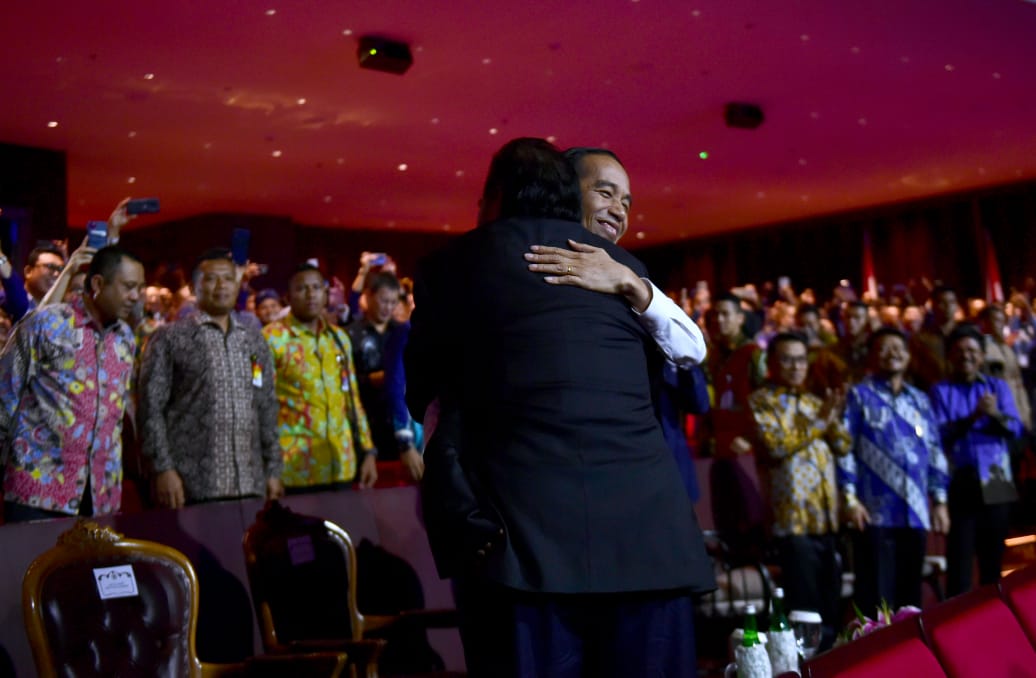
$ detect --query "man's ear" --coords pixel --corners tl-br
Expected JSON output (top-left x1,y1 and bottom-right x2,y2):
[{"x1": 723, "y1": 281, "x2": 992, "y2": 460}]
[{"x1": 89, "y1": 273, "x2": 105, "y2": 296}]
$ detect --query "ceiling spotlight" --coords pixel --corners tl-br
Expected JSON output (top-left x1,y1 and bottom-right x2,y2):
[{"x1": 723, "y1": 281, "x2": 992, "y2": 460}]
[{"x1": 47, "y1": 121, "x2": 59, "y2": 128}]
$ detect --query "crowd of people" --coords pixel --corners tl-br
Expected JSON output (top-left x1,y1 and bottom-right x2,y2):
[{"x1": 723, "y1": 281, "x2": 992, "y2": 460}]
[{"x1": 0, "y1": 138, "x2": 1032, "y2": 674}]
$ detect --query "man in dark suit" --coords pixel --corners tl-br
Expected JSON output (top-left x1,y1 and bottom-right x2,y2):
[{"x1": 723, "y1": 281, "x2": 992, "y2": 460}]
[{"x1": 406, "y1": 138, "x2": 713, "y2": 677}]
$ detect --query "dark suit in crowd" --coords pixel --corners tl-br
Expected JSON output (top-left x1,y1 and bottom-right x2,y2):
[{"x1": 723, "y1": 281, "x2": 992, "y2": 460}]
[{"x1": 407, "y1": 139, "x2": 713, "y2": 675}]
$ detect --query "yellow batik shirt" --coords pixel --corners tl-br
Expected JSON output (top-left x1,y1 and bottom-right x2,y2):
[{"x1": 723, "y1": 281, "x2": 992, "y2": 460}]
[
  {"x1": 748, "y1": 384, "x2": 851, "y2": 537},
  {"x1": 264, "y1": 314, "x2": 375, "y2": 487}
]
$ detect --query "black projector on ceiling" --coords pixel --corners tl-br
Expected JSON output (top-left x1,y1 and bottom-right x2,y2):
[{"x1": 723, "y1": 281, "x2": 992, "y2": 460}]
[
  {"x1": 357, "y1": 36, "x2": 413, "y2": 75},
  {"x1": 724, "y1": 102, "x2": 765, "y2": 129}
]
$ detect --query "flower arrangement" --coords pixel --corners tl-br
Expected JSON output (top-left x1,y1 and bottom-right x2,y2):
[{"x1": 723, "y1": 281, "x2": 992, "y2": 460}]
[{"x1": 837, "y1": 601, "x2": 921, "y2": 645}]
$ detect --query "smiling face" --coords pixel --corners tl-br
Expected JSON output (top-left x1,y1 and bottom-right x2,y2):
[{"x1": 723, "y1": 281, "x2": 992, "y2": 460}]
[
  {"x1": 194, "y1": 258, "x2": 239, "y2": 317},
  {"x1": 872, "y1": 332, "x2": 910, "y2": 376},
  {"x1": 949, "y1": 335, "x2": 984, "y2": 381},
  {"x1": 575, "y1": 153, "x2": 631, "y2": 243}
]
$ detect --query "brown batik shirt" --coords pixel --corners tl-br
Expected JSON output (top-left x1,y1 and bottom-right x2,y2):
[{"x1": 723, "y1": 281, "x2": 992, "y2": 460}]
[{"x1": 139, "y1": 311, "x2": 281, "y2": 502}]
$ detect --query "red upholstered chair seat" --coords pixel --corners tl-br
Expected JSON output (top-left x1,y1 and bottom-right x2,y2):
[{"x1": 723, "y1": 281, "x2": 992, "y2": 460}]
[
  {"x1": 920, "y1": 585, "x2": 1036, "y2": 678},
  {"x1": 804, "y1": 616, "x2": 945, "y2": 678},
  {"x1": 1001, "y1": 564, "x2": 1036, "y2": 649}
]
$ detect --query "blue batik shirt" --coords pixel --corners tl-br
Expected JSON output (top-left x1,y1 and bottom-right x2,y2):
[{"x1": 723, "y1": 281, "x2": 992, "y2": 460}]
[
  {"x1": 929, "y1": 374, "x2": 1022, "y2": 502},
  {"x1": 839, "y1": 377, "x2": 949, "y2": 530}
]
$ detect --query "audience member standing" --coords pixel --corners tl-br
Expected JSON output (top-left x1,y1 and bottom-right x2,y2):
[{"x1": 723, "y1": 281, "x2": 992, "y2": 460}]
[
  {"x1": 910, "y1": 286, "x2": 959, "y2": 392},
  {"x1": 749, "y1": 332, "x2": 850, "y2": 648},
  {"x1": 522, "y1": 146, "x2": 709, "y2": 502},
  {"x1": 0, "y1": 242, "x2": 66, "y2": 322},
  {"x1": 836, "y1": 300, "x2": 873, "y2": 384},
  {"x1": 930, "y1": 324, "x2": 1023, "y2": 595},
  {"x1": 0, "y1": 247, "x2": 143, "y2": 521},
  {"x1": 706, "y1": 294, "x2": 766, "y2": 457},
  {"x1": 979, "y1": 304, "x2": 1032, "y2": 431},
  {"x1": 839, "y1": 327, "x2": 950, "y2": 611},
  {"x1": 139, "y1": 248, "x2": 283, "y2": 508},
  {"x1": 263, "y1": 264, "x2": 378, "y2": 490},
  {"x1": 348, "y1": 272, "x2": 416, "y2": 466}
]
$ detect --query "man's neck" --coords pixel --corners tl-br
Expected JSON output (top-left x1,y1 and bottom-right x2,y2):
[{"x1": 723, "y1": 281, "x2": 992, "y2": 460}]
[
  {"x1": 82, "y1": 294, "x2": 114, "y2": 328},
  {"x1": 882, "y1": 371, "x2": 905, "y2": 394},
  {"x1": 205, "y1": 310, "x2": 231, "y2": 333},
  {"x1": 297, "y1": 314, "x2": 322, "y2": 334}
]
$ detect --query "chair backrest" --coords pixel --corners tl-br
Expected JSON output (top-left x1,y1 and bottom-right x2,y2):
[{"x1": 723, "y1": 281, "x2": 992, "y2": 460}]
[
  {"x1": 1000, "y1": 564, "x2": 1036, "y2": 650},
  {"x1": 242, "y1": 500, "x2": 364, "y2": 651},
  {"x1": 22, "y1": 520, "x2": 204, "y2": 678},
  {"x1": 920, "y1": 585, "x2": 1036, "y2": 678},
  {"x1": 805, "y1": 616, "x2": 946, "y2": 678}
]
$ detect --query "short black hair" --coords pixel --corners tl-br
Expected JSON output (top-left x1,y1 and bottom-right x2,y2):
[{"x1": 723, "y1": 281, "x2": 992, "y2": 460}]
[
  {"x1": 366, "y1": 270, "x2": 401, "y2": 295},
  {"x1": 713, "y1": 292, "x2": 744, "y2": 309},
  {"x1": 946, "y1": 323, "x2": 985, "y2": 352},
  {"x1": 192, "y1": 247, "x2": 234, "y2": 281},
  {"x1": 87, "y1": 246, "x2": 140, "y2": 283},
  {"x1": 977, "y1": 304, "x2": 1004, "y2": 322},
  {"x1": 289, "y1": 262, "x2": 324, "y2": 286},
  {"x1": 930, "y1": 285, "x2": 957, "y2": 301},
  {"x1": 767, "y1": 331, "x2": 808, "y2": 362},
  {"x1": 866, "y1": 326, "x2": 908, "y2": 356},
  {"x1": 27, "y1": 242, "x2": 66, "y2": 268},
  {"x1": 563, "y1": 147, "x2": 625, "y2": 177},
  {"x1": 480, "y1": 137, "x2": 582, "y2": 223}
]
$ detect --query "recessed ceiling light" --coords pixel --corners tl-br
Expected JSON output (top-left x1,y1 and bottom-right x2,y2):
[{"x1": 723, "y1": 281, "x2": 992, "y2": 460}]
[
  {"x1": 143, "y1": 73, "x2": 155, "y2": 80},
  {"x1": 387, "y1": 220, "x2": 396, "y2": 228},
  {"x1": 271, "y1": 150, "x2": 282, "y2": 158},
  {"x1": 203, "y1": 142, "x2": 213, "y2": 149},
  {"x1": 482, "y1": 58, "x2": 492, "y2": 65},
  {"x1": 442, "y1": 224, "x2": 451, "y2": 231},
  {"x1": 297, "y1": 98, "x2": 306, "y2": 105},
  {"x1": 546, "y1": 135, "x2": 557, "y2": 143},
  {"x1": 323, "y1": 195, "x2": 332, "y2": 203},
  {"x1": 993, "y1": 72, "x2": 1002, "y2": 79},
  {"x1": 47, "y1": 121, "x2": 59, "y2": 128},
  {"x1": 342, "y1": 29, "x2": 353, "y2": 36},
  {"x1": 691, "y1": 9, "x2": 701, "y2": 17},
  {"x1": 398, "y1": 163, "x2": 408, "y2": 171},
  {"x1": 800, "y1": 34, "x2": 810, "y2": 42},
  {"x1": 635, "y1": 232, "x2": 646, "y2": 240},
  {"x1": 455, "y1": 170, "x2": 465, "y2": 177},
  {"x1": 858, "y1": 117, "x2": 868, "y2": 126},
  {"x1": 637, "y1": 214, "x2": 645, "y2": 222},
  {"x1": 798, "y1": 158, "x2": 807, "y2": 166},
  {"x1": 128, "y1": 131, "x2": 137, "y2": 138},
  {"x1": 850, "y1": 46, "x2": 861, "y2": 54},
  {"x1": 265, "y1": 9, "x2": 276, "y2": 16},
  {"x1": 489, "y1": 127, "x2": 499, "y2": 135},
  {"x1": 944, "y1": 64, "x2": 955, "y2": 72},
  {"x1": 430, "y1": 117, "x2": 440, "y2": 125},
  {"x1": 336, "y1": 157, "x2": 345, "y2": 164},
  {"x1": 127, "y1": 177, "x2": 136, "y2": 184}
]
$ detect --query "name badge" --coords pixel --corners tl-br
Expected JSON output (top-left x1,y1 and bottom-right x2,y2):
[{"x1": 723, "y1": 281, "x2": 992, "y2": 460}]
[
  {"x1": 94, "y1": 565, "x2": 139, "y2": 600},
  {"x1": 251, "y1": 355, "x2": 263, "y2": 388}
]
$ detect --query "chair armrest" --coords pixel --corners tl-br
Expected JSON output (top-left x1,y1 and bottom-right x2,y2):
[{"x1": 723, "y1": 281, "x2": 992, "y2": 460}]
[
  {"x1": 243, "y1": 651, "x2": 349, "y2": 677},
  {"x1": 286, "y1": 638, "x2": 385, "y2": 667},
  {"x1": 364, "y1": 607, "x2": 461, "y2": 633}
]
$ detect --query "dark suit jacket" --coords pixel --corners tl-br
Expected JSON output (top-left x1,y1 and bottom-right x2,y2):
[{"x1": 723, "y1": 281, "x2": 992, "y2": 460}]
[{"x1": 406, "y1": 216, "x2": 713, "y2": 595}]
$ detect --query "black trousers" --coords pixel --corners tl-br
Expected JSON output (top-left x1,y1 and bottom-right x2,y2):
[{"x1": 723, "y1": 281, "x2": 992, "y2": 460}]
[
  {"x1": 852, "y1": 526, "x2": 926, "y2": 613},
  {"x1": 776, "y1": 534, "x2": 842, "y2": 650},
  {"x1": 452, "y1": 577, "x2": 697, "y2": 678},
  {"x1": 947, "y1": 469, "x2": 1012, "y2": 596}
]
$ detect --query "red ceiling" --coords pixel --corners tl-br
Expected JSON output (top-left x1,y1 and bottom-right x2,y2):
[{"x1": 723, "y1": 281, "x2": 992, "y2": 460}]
[{"x1": 2, "y1": 0, "x2": 1035, "y2": 245}]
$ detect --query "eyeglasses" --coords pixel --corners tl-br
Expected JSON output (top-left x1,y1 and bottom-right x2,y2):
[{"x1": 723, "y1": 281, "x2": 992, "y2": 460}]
[
  {"x1": 34, "y1": 262, "x2": 64, "y2": 274},
  {"x1": 777, "y1": 355, "x2": 809, "y2": 367}
]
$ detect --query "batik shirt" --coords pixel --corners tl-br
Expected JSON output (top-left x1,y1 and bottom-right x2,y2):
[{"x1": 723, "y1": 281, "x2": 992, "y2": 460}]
[
  {"x1": 264, "y1": 314, "x2": 375, "y2": 487},
  {"x1": 838, "y1": 377, "x2": 949, "y2": 530},
  {"x1": 929, "y1": 375, "x2": 1022, "y2": 503},
  {"x1": 139, "y1": 311, "x2": 281, "y2": 501},
  {"x1": 0, "y1": 296, "x2": 135, "y2": 514},
  {"x1": 749, "y1": 384, "x2": 852, "y2": 537}
]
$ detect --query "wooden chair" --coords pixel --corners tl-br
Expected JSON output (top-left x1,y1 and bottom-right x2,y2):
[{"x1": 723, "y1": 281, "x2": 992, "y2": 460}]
[
  {"x1": 23, "y1": 520, "x2": 348, "y2": 678},
  {"x1": 242, "y1": 501, "x2": 460, "y2": 678}
]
